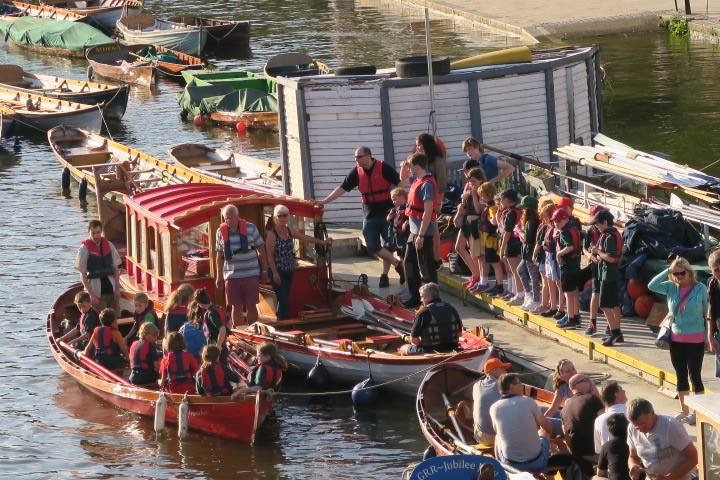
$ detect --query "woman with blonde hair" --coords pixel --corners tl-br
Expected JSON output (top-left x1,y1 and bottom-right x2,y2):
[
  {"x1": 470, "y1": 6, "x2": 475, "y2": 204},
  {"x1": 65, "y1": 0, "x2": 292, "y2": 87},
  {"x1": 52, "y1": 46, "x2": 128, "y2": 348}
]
[
  {"x1": 265, "y1": 204, "x2": 331, "y2": 319},
  {"x1": 648, "y1": 256, "x2": 709, "y2": 424},
  {"x1": 164, "y1": 283, "x2": 195, "y2": 334}
]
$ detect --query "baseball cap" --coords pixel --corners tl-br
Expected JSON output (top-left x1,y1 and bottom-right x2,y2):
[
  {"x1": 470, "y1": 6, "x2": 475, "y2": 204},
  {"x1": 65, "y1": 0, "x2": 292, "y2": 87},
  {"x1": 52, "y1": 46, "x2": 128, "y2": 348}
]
[
  {"x1": 590, "y1": 209, "x2": 615, "y2": 226},
  {"x1": 520, "y1": 195, "x2": 538, "y2": 209},
  {"x1": 551, "y1": 207, "x2": 569, "y2": 222},
  {"x1": 458, "y1": 159, "x2": 480, "y2": 172},
  {"x1": 557, "y1": 197, "x2": 574, "y2": 209},
  {"x1": 483, "y1": 357, "x2": 512, "y2": 374}
]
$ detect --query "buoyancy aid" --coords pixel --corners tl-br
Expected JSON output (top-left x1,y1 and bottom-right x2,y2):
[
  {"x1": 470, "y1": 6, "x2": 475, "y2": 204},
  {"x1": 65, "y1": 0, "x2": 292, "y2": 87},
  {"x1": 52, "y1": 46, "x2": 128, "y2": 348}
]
[
  {"x1": 357, "y1": 160, "x2": 391, "y2": 204},
  {"x1": 130, "y1": 340, "x2": 154, "y2": 371},
  {"x1": 499, "y1": 207, "x2": 522, "y2": 238},
  {"x1": 202, "y1": 305, "x2": 227, "y2": 343},
  {"x1": 79, "y1": 308, "x2": 100, "y2": 336},
  {"x1": 199, "y1": 363, "x2": 232, "y2": 396},
  {"x1": 82, "y1": 238, "x2": 114, "y2": 279},
  {"x1": 250, "y1": 360, "x2": 283, "y2": 389},
  {"x1": 133, "y1": 305, "x2": 158, "y2": 328},
  {"x1": 561, "y1": 224, "x2": 582, "y2": 260},
  {"x1": 165, "y1": 306, "x2": 188, "y2": 334},
  {"x1": 92, "y1": 326, "x2": 119, "y2": 357},
  {"x1": 166, "y1": 351, "x2": 196, "y2": 384},
  {"x1": 584, "y1": 225, "x2": 601, "y2": 251},
  {"x1": 542, "y1": 225, "x2": 556, "y2": 253},
  {"x1": 406, "y1": 174, "x2": 438, "y2": 221},
  {"x1": 219, "y1": 219, "x2": 249, "y2": 260},
  {"x1": 598, "y1": 227, "x2": 623, "y2": 258},
  {"x1": 393, "y1": 205, "x2": 409, "y2": 235},
  {"x1": 418, "y1": 301, "x2": 463, "y2": 351}
]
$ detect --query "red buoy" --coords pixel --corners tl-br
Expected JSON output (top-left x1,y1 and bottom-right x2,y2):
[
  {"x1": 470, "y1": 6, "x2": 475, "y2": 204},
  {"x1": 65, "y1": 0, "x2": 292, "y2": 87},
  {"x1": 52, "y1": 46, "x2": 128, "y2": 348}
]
[
  {"x1": 634, "y1": 294, "x2": 655, "y2": 318},
  {"x1": 193, "y1": 115, "x2": 207, "y2": 127},
  {"x1": 627, "y1": 278, "x2": 649, "y2": 300},
  {"x1": 235, "y1": 121, "x2": 247, "y2": 134}
]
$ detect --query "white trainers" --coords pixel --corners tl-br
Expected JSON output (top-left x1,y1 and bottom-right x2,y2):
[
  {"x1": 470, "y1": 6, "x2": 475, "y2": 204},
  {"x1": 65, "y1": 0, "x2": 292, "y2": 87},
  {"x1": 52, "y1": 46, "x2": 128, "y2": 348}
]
[
  {"x1": 521, "y1": 297, "x2": 533, "y2": 310},
  {"x1": 530, "y1": 302, "x2": 545, "y2": 314}
]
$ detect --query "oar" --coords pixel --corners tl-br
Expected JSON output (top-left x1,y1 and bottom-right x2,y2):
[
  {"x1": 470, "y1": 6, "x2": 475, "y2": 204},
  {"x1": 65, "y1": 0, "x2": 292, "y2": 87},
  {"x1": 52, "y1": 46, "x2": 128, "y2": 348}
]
[
  {"x1": 426, "y1": 413, "x2": 476, "y2": 454},
  {"x1": 58, "y1": 340, "x2": 131, "y2": 386},
  {"x1": 442, "y1": 392, "x2": 467, "y2": 444},
  {"x1": 351, "y1": 299, "x2": 410, "y2": 336}
]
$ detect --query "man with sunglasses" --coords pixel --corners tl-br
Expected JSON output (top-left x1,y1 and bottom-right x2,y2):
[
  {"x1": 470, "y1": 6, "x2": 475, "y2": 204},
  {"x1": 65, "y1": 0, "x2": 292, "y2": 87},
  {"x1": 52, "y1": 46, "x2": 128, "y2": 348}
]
[{"x1": 321, "y1": 146, "x2": 403, "y2": 288}]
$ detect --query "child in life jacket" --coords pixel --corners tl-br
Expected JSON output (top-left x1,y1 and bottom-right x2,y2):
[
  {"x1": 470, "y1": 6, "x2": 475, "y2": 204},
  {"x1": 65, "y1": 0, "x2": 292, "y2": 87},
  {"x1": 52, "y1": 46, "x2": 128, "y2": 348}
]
[
  {"x1": 195, "y1": 345, "x2": 240, "y2": 396},
  {"x1": 534, "y1": 201, "x2": 561, "y2": 317},
  {"x1": 128, "y1": 322, "x2": 162, "y2": 385},
  {"x1": 125, "y1": 292, "x2": 159, "y2": 344},
  {"x1": 387, "y1": 187, "x2": 410, "y2": 268},
  {"x1": 84, "y1": 308, "x2": 128, "y2": 370},
  {"x1": 59, "y1": 290, "x2": 100, "y2": 349},
  {"x1": 249, "y1": 342, "x2": 288, "y2": 390},
  {"x1": 498, "y1": 189, "x2": 525, "y2": 305},
  {"x1": 477, "y1": 182, "x2": 504, "y2": 296},
  {"x1": 583, "y1": 206, "x2": 606, "y2": 336},
  {"x1": 489, "y1": 192, "x2": 512, "y2": 299},
  {"x1": 553, "y1": 208, "x2": 582, "y2": 329},
  {"x1": 454, "y1": 165, "x2": 485, "y2": 292},
  {"x1": 163, "y1": 283, "x2": 195, "y2": 335},
  {"x1": 189, "y1": 288, "x2": 228, "y2": 362},
  {"x1": 159, "y1": 331, "x2": 199, "y2": 394}
]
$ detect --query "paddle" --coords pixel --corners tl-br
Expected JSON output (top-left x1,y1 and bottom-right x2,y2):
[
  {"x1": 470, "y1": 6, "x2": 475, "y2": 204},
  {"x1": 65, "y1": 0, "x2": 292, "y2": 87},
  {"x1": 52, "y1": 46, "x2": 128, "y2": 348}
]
[{"x1": 58, "y1": 340, "x2": 132, "y2": 386}]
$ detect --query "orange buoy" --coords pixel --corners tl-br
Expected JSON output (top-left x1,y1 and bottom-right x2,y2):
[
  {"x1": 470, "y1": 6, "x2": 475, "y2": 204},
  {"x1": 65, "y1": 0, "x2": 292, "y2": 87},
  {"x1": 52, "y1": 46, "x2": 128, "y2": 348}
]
[
  {"x1": 634, "y1": 294, "x2": 655, "y2": 318},
  {"x1": 627, "y1": 278, "x2": 649, "y2": 300},
  {"x1": 235, "y1": 121, "x2": 247, "y2": 134},
  {"x1": 193, "y1": 115, "x2": 207, "y2": 127}
]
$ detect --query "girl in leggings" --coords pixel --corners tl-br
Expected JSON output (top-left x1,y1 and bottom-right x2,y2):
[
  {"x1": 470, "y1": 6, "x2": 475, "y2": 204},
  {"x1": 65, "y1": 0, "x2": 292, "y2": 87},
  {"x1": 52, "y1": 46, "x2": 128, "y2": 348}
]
[{"x1": 648, "y1": 257, "x2": 709, "y2": 425}]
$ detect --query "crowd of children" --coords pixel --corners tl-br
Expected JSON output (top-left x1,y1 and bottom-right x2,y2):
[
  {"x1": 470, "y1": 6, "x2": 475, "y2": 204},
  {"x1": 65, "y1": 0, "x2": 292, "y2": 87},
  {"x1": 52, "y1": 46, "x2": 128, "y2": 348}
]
[
  {"x1": 62, "y1": 283, "x2": 286, "y2": 396},
  {"x1": 456, "y1": 185, "x2": 625, "y2": 347}
]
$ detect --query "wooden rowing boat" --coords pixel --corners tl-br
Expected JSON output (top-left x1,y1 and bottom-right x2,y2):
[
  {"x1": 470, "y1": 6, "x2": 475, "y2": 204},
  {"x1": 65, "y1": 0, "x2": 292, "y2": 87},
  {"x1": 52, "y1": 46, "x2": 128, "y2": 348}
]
[
  {"x1": 85, "y1": 43, "x2": 156, "y2": 87},
  {"x1": 116, "y1": 12, "x2": 207, "y2": 55},
  {"x1": 0, "y1": 0, "x2": 87, "y2": 21},
  {"x1": 166, "y1": 15, "x2": 250, "y2": 49},
  {"x1": 209, "y1": 110, "x2": 279, "y2": 132},
  {"x1": 115, "y1": 182, "x2": 493, "y2": 396},
  {"x1": 168, "y1": 143, "x2": 283, "y2": 193},
  {"x1": 264, "y1": 52, "x2": 331, "y2": 79},
  {"x1": 417, "y1": 363, "x2": 554, "y2": 456},
  {"x1": 0, "y1": 85, "x2": 102, "y2": 131},
  {"x1": 0, "y1": 103, "x2": 14, "y2": 137},
  {"x1": 40, "y1": 0, "x2": 140, "y2": 30},
  {"x1": 47, "y1": 282, "x2": 272, "y2": 442},
  {"x1": 48, "y1": 126, "x2": 226, "y2": 198},
  {"x1": 0, "y1": 64, "x2": 129, "y2": 120}
]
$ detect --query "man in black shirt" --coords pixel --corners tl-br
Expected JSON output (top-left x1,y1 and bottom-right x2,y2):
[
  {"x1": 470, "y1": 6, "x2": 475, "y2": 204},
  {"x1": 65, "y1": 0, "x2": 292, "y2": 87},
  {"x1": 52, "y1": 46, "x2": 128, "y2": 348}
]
[
  {"x1": 400, "y1": 283, "x2": 463, "y2": 355},
  {"x1": 321, "y1": 146, "x2": 404, "y2": 288}
]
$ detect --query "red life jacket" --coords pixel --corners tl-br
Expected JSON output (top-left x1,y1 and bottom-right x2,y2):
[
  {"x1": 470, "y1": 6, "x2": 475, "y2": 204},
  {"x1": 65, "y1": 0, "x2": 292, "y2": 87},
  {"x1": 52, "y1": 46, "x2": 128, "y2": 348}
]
[
  {"x1": 542, "y1": 225, "x2": 556, "y2": 253},
  {"x1": 405, "y1": 174, "x2": 438, "y2": 221},
  {"x1": 166, "y1": 351, "x2": 196, "y2": 384},
  {"x1": 200, "y1": 363, "x2": 232, "y2": 396},
  {"x1": 357, "y1": 160, "x2": 391, "y2": 204},
  {"x1": 393, "y1": 205, "x2": 409, "y2": 234},
  {"x1": 251, "y1": 361, "x2": 283, "y2": 389},
  {"x1": 82, "y1": 238, "x2": 115, "y2": 279},
  {"x1": 79, "y1": 308, "x2": 100, "y2": 336},
  {"x1": 92, "y1": 326, "x2": 118, "y2": 356},
  {"x1": 130, "y1": 340, "x2": 153, "y2": 370},
  {"x1": 561, "y1": 224, "x2": 582, "y2": 260},
  {"x1": 499, "y1": 207, "x2": 522, "y2": 238},
  {"x1": 585, "y1": 225, "x2": 601, "y2": 251},
  {"x1": 219, "y1": 219, "x2": 249, "y2": 260},
  {"x1": 598, "y1": 227, "x2": 623, "y2": 258}
]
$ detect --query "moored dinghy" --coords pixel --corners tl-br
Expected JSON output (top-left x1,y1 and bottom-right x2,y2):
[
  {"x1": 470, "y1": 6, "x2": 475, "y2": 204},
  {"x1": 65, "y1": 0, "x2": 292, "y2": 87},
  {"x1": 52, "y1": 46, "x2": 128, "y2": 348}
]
[
  {"x1": 0, "y1": 0, "x2": 87, "y2": 21},
  {"x1": 0, "y1": 64, "x2": 129, "y2": 120},
  {"x1": 39, "y1": 0, "x2": 141, "y2": 30},
  {"x1": 168, "y1": 143, "x2": 283, "y2": 192},
  {"x1": 166, "y1": 15, "x2": 250, "y2": 49},
  {"x1": 47, "y1": 283, "x2": 273, "y2": 442},
  {"x1": 264, "y1": 52, "x2": 331, "y2": 78},
  {"x1": 85, "y1": 43, "x2": 156, "y2": 87},
  {"x1": 0, "y1": 17, "x2": 112, "y2": 58},
  {"x1": 48, "y1": 126, "x2": 225, "y2": 196},
  {"x1": 116, "y1": 12, "x2": 207, "y2": 55},
  {"x1": 0, "y1": 85, "x2": 102, "y2": 131}
]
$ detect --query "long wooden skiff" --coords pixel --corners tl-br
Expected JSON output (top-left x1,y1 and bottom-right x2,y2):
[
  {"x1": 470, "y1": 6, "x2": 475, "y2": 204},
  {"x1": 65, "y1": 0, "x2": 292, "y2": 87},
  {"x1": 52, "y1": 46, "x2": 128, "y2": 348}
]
[
  {"x1": 40, "y1": 0, "x2": 141, "y2": 30},
  {"x1": 0, "y1": 85, "x2": 103, "y2": 131},
  {"x1": 47, "y1": 282, "x2": 272, "y2": 442}
]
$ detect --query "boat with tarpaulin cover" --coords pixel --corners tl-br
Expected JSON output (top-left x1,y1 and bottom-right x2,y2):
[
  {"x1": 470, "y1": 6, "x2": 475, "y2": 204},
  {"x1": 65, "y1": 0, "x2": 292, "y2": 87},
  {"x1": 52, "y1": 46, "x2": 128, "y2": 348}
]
[
  {"x1": 47, "y1": 282, "x2": 272, "y2": 442},
  {"x1": 0, "y1": 16, "x2": 112, "y2": 57},
  {"x1": 0, "y1": 64, "x2": 128, "y2": 120},
  {"x1": 118, "y1": 183, "x2": 494, "y2": 396}
]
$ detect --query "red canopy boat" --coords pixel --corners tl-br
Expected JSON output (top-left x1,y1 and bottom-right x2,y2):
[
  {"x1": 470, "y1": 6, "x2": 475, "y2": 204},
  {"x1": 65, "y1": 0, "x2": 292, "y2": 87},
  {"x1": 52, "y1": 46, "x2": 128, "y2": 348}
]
[
  {"x1": 117, "y1": 183, "x2": 494, "y2": 395},
  {"x1": 47, "y1": 282, "x2": 272, "y2": 442}
]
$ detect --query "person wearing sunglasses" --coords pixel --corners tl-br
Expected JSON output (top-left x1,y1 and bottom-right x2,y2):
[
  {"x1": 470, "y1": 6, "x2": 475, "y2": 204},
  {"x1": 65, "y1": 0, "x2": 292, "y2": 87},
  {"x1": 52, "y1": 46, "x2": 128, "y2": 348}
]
[{"x1": 648, "y1": 257, "x2": 709, "y2": 425}]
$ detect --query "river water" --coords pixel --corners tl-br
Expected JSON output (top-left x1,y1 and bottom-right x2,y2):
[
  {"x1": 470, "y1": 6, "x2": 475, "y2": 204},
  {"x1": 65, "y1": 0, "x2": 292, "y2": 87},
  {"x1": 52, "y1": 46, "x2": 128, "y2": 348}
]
[{"x1": 0, "y1": 0, "x2": 719, "y2": 477}]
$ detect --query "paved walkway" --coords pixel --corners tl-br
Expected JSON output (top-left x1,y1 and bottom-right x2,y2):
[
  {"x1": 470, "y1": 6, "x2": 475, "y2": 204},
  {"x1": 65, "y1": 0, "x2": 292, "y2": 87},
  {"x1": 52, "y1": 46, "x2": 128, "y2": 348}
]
[
  {"x1": 330, "y1": 254, "x2": 706, "y2": 433},
  {"x1": 402, "y1": 0, "x2": 720, "y2": 39}
]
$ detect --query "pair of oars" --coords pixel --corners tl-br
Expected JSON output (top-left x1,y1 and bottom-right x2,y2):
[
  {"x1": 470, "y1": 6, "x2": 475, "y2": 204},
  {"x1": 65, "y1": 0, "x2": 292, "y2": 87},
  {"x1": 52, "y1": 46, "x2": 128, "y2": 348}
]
[{"x1": 340, "y1": 298, "x2": 411, "y2": 338}]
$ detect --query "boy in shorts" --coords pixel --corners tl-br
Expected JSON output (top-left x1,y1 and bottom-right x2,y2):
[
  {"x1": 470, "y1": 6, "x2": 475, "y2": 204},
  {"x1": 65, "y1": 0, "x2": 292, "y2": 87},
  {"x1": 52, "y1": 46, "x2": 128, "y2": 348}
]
[
  {"x1": 553, "y1": 208, "x2": 582, "y2": 329},
  {"x1": 589, "y1": 210, "x2": 624, "y2": 346}
]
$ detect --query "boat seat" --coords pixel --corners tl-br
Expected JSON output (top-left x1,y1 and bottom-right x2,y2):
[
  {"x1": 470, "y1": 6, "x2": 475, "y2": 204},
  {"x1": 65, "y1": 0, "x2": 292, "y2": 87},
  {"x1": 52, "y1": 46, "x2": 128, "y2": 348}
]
[
  {"x1": 201, "y1": 164, "x2": 240, "y2": 176},
  {"x1": 365, "y1": 334, "x2": 401, "y2": 344},
  {"x1": 65, "y1": 147, "x2": 112, "y2": 166}
]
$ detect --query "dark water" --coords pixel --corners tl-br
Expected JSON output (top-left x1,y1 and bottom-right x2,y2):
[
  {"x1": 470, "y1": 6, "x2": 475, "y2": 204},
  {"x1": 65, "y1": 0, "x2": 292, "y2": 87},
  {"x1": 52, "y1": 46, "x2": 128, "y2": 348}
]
[{"x1": 1, "y1": 1, "x2": 718, "y2": 476}]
